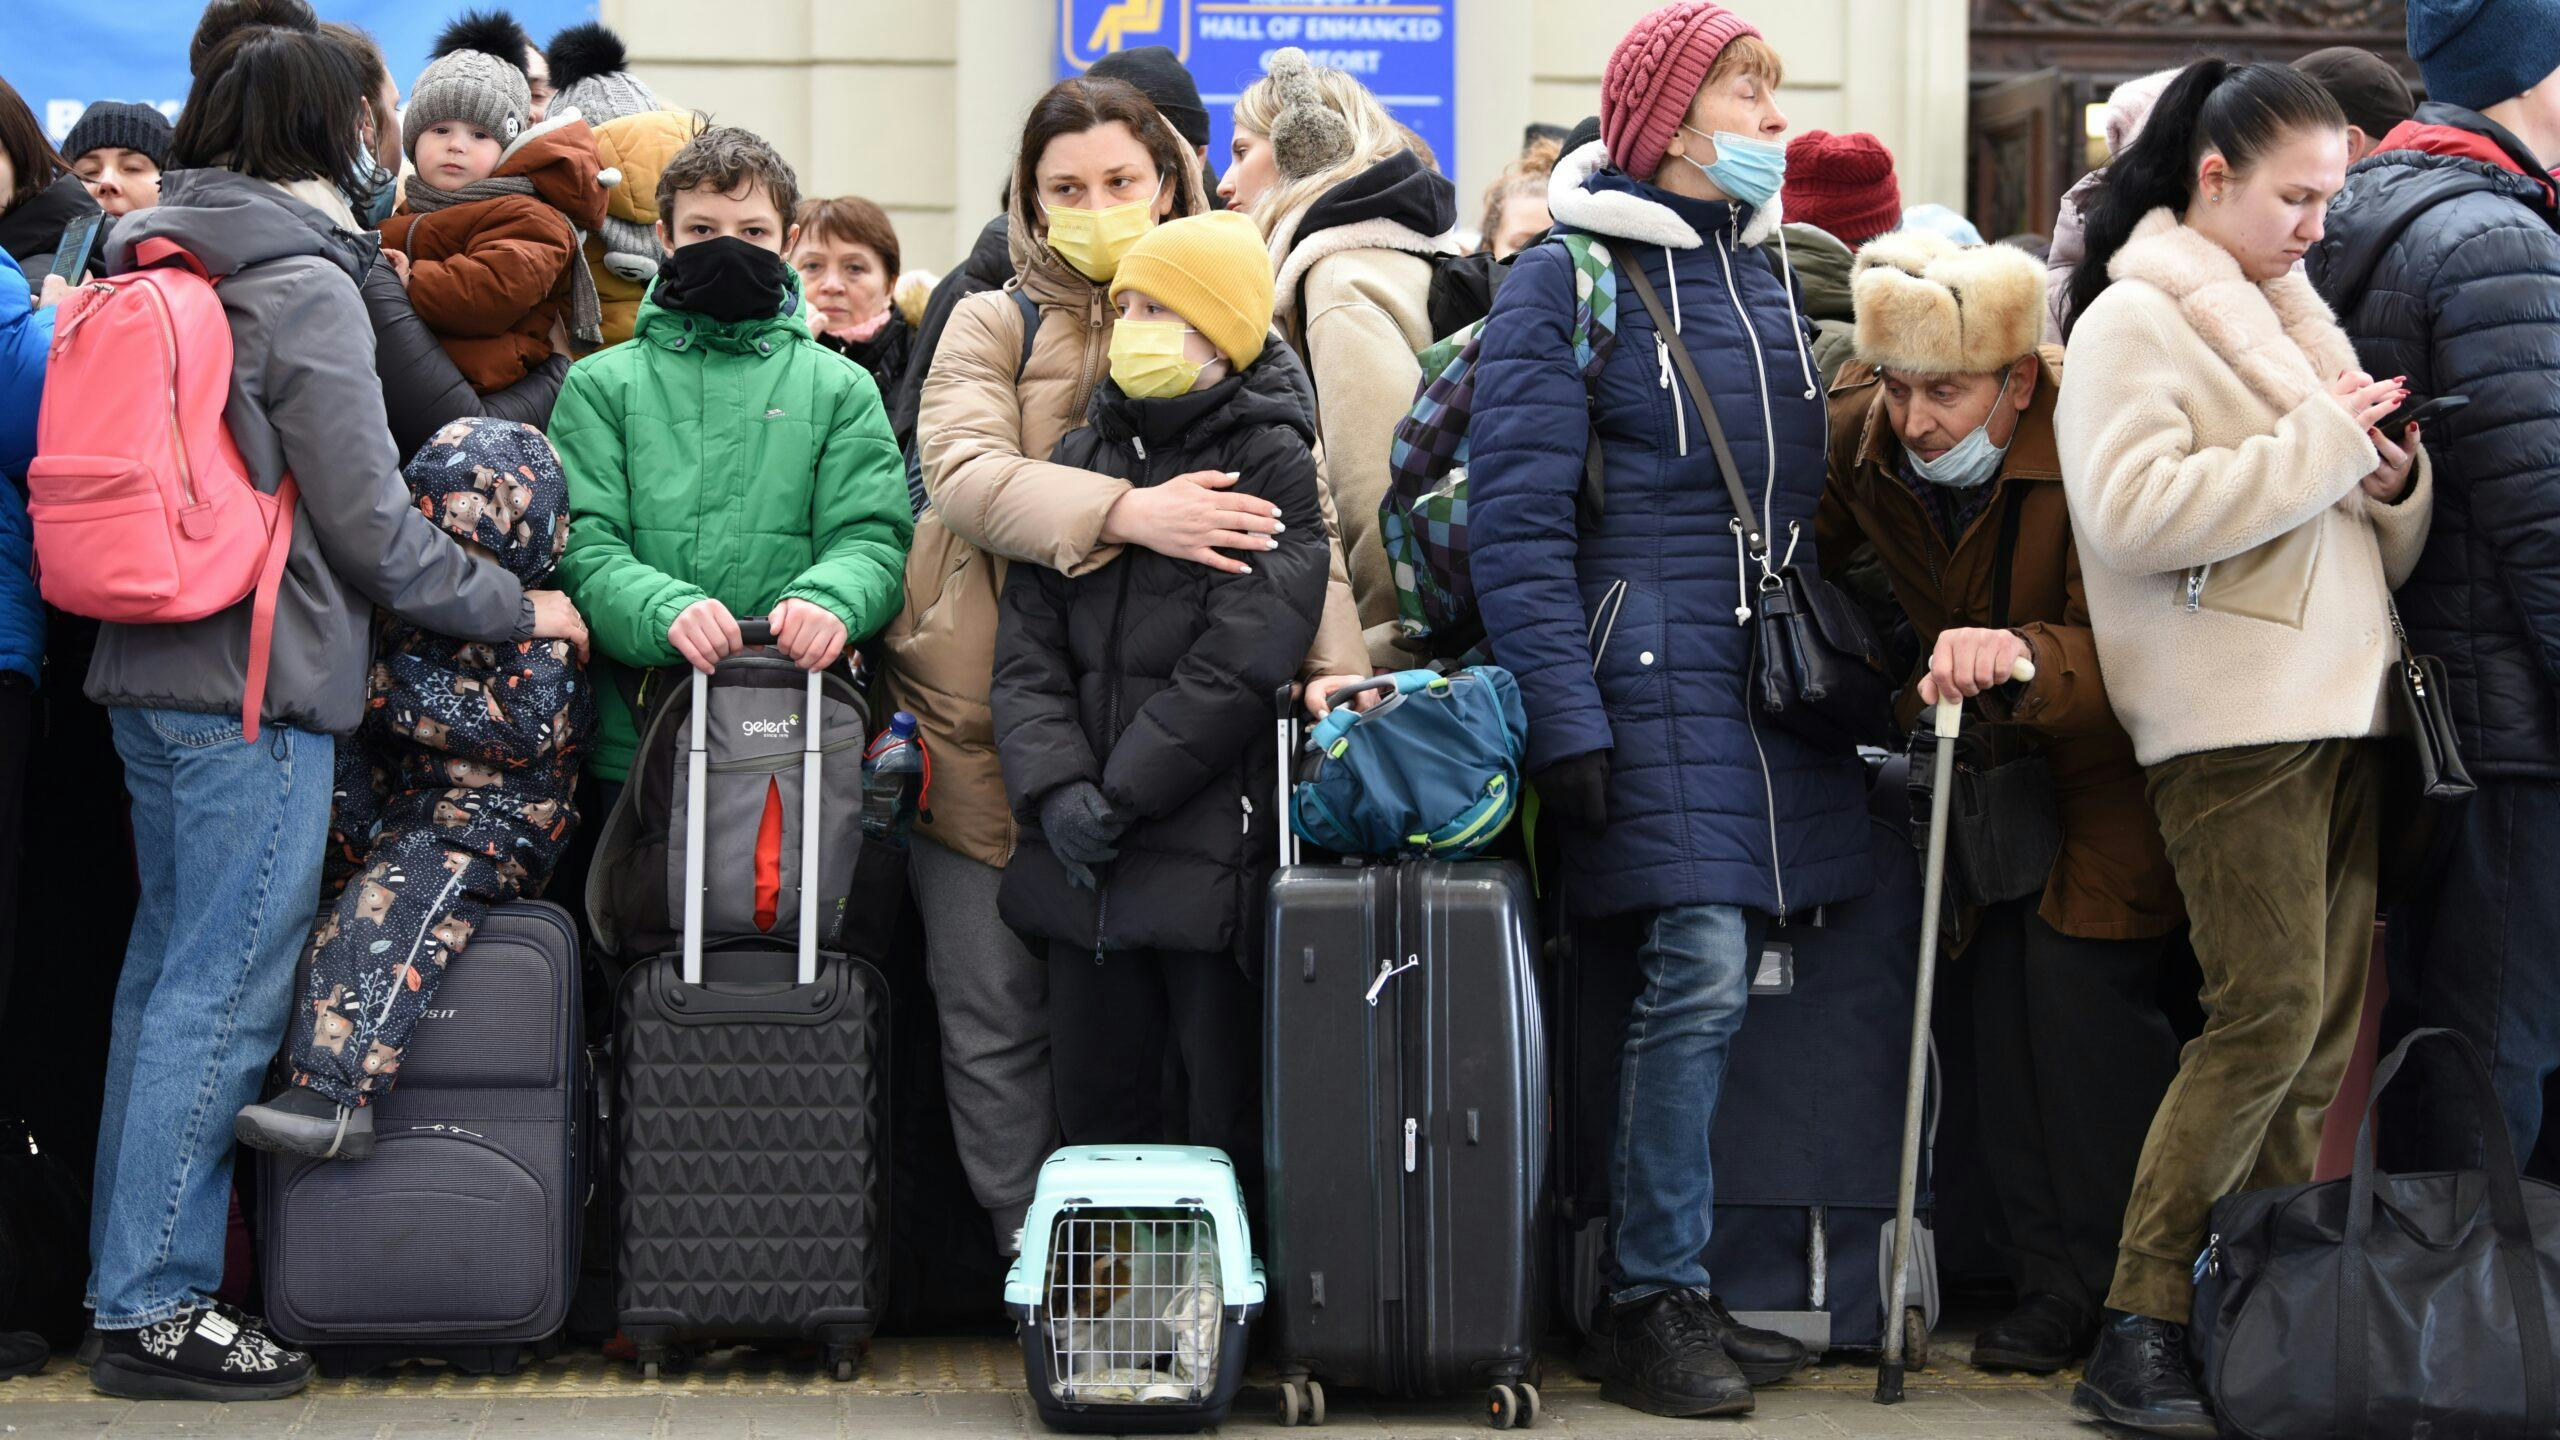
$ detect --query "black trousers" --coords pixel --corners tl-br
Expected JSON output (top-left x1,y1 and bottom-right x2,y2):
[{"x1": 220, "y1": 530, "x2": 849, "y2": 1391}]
[
  {"x1": 1965, "y1": 899, "x2": 2183, "y2": 1320},
  {"x1": 1048, "y1": 943, "x2": 1262, "y2": 1218}
]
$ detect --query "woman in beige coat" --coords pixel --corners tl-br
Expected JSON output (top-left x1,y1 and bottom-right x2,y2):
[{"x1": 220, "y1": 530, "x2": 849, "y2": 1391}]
[
  {"x1": 2052, "y1": 60, "x2": 2428, "y2": 1438},
  {"x1": 1223, "y1": 48, "x2": 1461, "y2": 669},
  {"x1": 882, "y1": 76, "x2": 1366, "y2": 1253}
]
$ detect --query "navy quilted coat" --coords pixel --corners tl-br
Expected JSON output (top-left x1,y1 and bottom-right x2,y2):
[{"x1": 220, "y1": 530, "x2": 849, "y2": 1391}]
[
  {"x1": 2308, "y1": 105, "x2": 2560, "y2": 782},
  {"x1": 1470, "y1": 145, "x2": 1869, "y2": 920}
]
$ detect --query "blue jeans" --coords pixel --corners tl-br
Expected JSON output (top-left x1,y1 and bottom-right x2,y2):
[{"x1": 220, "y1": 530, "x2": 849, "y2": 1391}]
[
  {"x1": 88, "y1": 707, "x2": 331, "y2": 1327},
  {"x1": 1610, "y1": 902, "x2": 1763, "y2": 1302}
]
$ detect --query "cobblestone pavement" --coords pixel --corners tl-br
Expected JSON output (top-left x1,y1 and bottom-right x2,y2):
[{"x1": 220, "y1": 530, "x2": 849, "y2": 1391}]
[{"x1": 0, "y1": 1338, "x2": 2115, "y2": 1440}]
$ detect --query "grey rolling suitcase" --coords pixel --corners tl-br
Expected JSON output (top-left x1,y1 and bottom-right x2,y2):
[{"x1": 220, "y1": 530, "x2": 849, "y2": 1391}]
[
  {"x1": 608, "y1": 622, "x2": 888, "y2": 1381},
  {"x1": 257, "y1": 901, "x2": 589, "y2": 1376},
  {"x1": 1261, "y1": 690, "x2": 1549, "y2": 1429}
]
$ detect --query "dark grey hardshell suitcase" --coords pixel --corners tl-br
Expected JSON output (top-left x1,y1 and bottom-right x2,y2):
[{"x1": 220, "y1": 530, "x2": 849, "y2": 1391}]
[
  {"x1": 612, "y1": 630, "x2": 888, "y2": 1381},
  {"x1": 258, "y1": 901, "x2": 588, "y2": 1376},
  {"x1": 1262, "y1": 692, "x2": 1548, "y2": 1427}
]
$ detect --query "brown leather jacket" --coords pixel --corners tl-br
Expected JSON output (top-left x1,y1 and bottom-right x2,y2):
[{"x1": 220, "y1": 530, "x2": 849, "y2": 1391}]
[
  {"x1": 381, "y1": 116, "x2": 608, "y2": 394},
  {"x1": 1816, "y1": 352, "x2": 2182, "y2": 941},
  {"x1": 882, "y1": 189, "x2": 1367, "y2": 867}
]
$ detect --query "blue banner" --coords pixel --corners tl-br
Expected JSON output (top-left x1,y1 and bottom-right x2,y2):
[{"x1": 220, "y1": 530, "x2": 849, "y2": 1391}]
[
  {"x1": 1, "y1": 1, "x2": 596, "y2": 147},
  {"x1": 1057, "y1": 0, "x2": 1456, "y2": 185}
]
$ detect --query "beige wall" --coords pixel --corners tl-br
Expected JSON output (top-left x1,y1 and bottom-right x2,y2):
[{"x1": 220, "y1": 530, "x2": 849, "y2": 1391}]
[{"x1": 603, "y1": 0, "x2": 1969, "y2": 276}]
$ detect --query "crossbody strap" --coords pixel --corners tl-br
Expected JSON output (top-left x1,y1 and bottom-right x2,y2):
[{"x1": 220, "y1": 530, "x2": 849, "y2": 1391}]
[
  {"x1": 1990, "y1": 484, "x2": 2023, "y2": 630},
  {"x1": 1616, "y1": 258, "x2": 1762, "y2": 556}
]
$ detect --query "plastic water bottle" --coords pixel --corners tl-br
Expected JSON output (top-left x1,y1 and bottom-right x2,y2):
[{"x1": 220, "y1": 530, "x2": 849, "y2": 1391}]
[{"x1": 862, "y1": 711, "x2": 927, "y2": 849}]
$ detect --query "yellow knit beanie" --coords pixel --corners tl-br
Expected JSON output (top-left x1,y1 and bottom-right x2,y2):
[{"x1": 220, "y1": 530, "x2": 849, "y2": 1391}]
[{"x1": 1110, "y1": 211, "x2": 1273, "y2": 370}]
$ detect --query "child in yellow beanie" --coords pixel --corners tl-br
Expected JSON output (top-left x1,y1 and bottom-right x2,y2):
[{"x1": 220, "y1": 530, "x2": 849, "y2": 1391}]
[{"x1": 988, "y1": 210, "x2": 1325, "y2": 1184}]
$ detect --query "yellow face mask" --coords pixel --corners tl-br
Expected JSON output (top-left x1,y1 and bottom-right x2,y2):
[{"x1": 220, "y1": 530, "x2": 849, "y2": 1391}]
[
  {"x1": 1042, "y1": 180, "x2": 1164, "y2": 282},
  {"x1": 1108, "y1": 319, "x2": 1206, "y2": 399}
]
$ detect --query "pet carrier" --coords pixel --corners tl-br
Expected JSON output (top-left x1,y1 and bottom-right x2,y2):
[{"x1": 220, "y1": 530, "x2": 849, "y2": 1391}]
[{"x1": 1007, "y1": 1146, "x2": 1265, "y2": 1433}]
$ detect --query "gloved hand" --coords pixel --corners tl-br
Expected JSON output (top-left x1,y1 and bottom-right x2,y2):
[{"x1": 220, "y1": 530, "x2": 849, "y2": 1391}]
[
  {"x1": 1039, "y1": 781, "x2": 1127, "y2": 890},
  {"x1": 1534, "y1": 750, "x2": 1612, "y2": 832}
]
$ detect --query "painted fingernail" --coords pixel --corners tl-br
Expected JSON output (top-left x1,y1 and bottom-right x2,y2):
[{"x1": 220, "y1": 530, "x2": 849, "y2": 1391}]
[
  {"x1": 1240, "y1": 564, "x2": 1255, "y2": 575},
  {"x1": 1265, "y1": 537, "x2": 1280, "y2": 550},
  {"x1": 1274, "y1": 522, "x2": 1288, "y2": 532}
]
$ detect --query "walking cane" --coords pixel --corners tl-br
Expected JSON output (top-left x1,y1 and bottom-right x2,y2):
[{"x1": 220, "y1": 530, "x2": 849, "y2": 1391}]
[{"x1": 1874, "y1": 654, "x2": 2035, "y2": 1404}]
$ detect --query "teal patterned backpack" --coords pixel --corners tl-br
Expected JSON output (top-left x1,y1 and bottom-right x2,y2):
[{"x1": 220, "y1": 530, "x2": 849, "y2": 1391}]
[{"x1": 1379, "y1": 234, "x2": 1619, "y2": 650}]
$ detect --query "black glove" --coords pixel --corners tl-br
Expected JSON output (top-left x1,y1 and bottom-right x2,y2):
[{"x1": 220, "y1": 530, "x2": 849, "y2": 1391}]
[
  {"x1": 1039, "y1": 781, "x2": 1127, "y2": 890},
  {"x1": 1535, "y1": 750, "x2": 1611, "y2": 832}
]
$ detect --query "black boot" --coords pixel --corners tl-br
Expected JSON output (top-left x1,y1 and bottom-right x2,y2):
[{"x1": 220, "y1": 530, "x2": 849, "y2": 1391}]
[
  {"x1": 2071, "y1": 1310, "x2": 2216, "y2": 1438},
  {"x1": 1600, "y1": 1289, "x2": 1754, "y2": 1418},
  {"x1": 0, "y1": 1330, "x2": 46, "y2": 1380},
  {"x1": 88, "y1": 1304, "x2": 312, "y2": 1402},
  {"x1": 1972, "y1": 1292, "x2": 2093, "y2": 1373},
  {"x1": 1693, "y1": 1291, "x2": 1809, "y2": 1384},
  {"x1": 234, "y1": 1086, "x2": 373, "y2": 1160}
]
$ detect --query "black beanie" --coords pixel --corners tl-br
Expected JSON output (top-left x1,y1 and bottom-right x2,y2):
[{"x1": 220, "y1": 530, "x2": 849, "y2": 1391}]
[
  {"x1": 62, "y1": 101, "x2": 174, "y2": 169},
  {"x1": 1089, "y1": 45, "x2": 1210, "y2": 148},
  {"x1": 1563, "y1": 114, "x2": 1603, "y2": 160}
]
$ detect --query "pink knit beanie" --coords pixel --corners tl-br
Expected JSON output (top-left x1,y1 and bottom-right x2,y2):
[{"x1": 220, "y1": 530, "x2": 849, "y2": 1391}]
[{"x1": 1601, "y1": 1, "x2": 1763, "y2": 182}]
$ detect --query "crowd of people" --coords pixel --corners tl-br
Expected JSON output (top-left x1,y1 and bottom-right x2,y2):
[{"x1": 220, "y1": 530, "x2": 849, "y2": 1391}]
[{"x1": 1, "y1": 0, "x2": 2556, "y2": 1432}]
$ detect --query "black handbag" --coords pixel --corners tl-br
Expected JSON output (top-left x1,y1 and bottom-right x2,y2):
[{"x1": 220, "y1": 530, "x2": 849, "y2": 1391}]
[
  {"x1": 1617, "y1": 261, "x2": 1895, "y2": 751},
  {"x1": 2377, "y1": 594, "x2": 2475, "y2": 901},
  {"x1": 2191, "y1": 1028, "x2": 2560, "y2": 1440},
  {"x1": 2386, "y1": 594, "x2": 2474, "y2": 803}
]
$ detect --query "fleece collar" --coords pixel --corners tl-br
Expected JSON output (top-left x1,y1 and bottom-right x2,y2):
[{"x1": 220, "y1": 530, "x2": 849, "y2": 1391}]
[
  {"x1": 1269, "y1": 207, "x2": 1459, "y2": 322},
  {"x1": 2106, "y1": 208, "x2": 2359, "y2": 415},
  {"x1": 1545, "y1": 139, "x2": 1784, "y2": 252}
]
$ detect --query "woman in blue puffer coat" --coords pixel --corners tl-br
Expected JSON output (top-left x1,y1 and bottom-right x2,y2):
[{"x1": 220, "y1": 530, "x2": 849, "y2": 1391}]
[{"x1": 1470, "y1": 2, "x2": 1869, "y2": 1419}]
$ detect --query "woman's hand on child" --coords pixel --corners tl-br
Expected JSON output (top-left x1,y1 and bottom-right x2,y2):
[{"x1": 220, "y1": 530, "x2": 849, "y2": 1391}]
[
  {"x1": 2362, "y1": 423, "x2": 2419, "y2": 503},
  {"x1": 669, "y1": 598, "x2": 744, "y2": 673},
  {"x1": 769, "y1": 599, "x2": 849, "y2": 672},
  {"x1": 529, "y1": 590, "x2": 591, "y2": 663},
  {"x1": 1100, "y1": 469, "x2": 1285, "y2": 575},
  {"x1": 385, "y1": 249, "x2": 411, "y2": 285}
]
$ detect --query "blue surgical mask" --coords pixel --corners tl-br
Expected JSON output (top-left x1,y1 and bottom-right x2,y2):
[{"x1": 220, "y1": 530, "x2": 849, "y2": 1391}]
[
  {"x1": 1902, "y1": 371, "x2": 2016, "y2": 490},
  {"x1": 343, "y1": 159, "x2": 397, "y2": 229},
  {"x1": 1680, "y1": 124, "x2": 1787, "y2": 211}
]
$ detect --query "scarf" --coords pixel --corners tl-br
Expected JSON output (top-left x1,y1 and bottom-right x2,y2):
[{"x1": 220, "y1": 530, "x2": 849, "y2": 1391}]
[
  {"x1": 831, "y1": 305, "x2": 892, "y2": 344},
  {"x1": 401, "y1": 172, "x2": 604, "y2": 349}
]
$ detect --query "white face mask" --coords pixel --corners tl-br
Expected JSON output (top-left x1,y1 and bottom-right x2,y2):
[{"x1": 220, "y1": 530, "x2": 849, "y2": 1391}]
[{"x1": 1903, "y1": 370, "x2": 2017, "y2": 490}]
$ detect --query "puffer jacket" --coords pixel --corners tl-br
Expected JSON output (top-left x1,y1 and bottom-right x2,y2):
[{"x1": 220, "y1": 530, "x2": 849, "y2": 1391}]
[
  {"x1": 890, "y1": 212, "x2": 1012, "y2": 450},
  {"x1": 1471, "y1": 141, "x2": 1870, "y2": 921},
  {"x1": 1779, "y1": 221, "x2": 1857, "y2": 386},
  {"x1": 552, "y1": 268, "x2": 914, "y2": 782},
  {"x1": 585, "y1": 109, "x2": 691, "y2": 348},
  {"x1": 380, "y1": 113, "x2": 609, "y2": 393},
  {"x1": 993, "y1": 354, "x2": 1329, "y2": 957},
  {"x1": 0, "y1": 248, "x2": 49, "y2": 686},
  {"x1": 885, "y1": 186, "x2": 1367, "y2": 867},
  {"x1": 84, "y1": 170, "x2": 529, "y2": 735},
  {"x1": 1269, "y1": 149, "x2": 1459, "y2": 669},
  {"x1": 0, "y1": 174, "x2": 108, "y2": 279},
  {"x1": 2309, "y1": 104, "x2": 2560, "y2": 781},
  {"x1": 365, "y1": 255, "x2": 569, "y2": 457}
]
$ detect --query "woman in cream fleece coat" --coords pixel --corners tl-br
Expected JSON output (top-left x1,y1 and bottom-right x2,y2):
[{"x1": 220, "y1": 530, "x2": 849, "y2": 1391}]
[{"x1": 2052, "y1": 59, "x2": 2429, "y2": 1437}]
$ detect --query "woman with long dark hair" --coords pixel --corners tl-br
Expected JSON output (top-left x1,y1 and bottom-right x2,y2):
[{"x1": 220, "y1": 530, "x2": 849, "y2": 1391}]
[
  {"x1": 2053, "y1": 58, "x2": 2429, "y2": 1436},
  {"x1": 76, "y1": 25, "x2": 584, "y2": 1401},
  {"x1": 0, "y1": 75, "x2": 106, "y2": 280}
]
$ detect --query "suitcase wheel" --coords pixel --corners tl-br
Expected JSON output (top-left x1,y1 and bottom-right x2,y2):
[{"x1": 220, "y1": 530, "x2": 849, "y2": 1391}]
[
  {"x1": 1518, "y1": 1383, "x2": 1541, "y2": 1428},
  {"x1": 636, "y1": 1345, "x2": 669, "y2": 1382},
  {"x1": 1276, "y1": 1377, "x2": 1326, "y2": 1426},
  {"x1": 823, "y1": 1344, "x2": 860, "y2": 1383},
  {"x1": 1901, "y1": 1307, "x2": 1932, "y2": 1371},
  {"x1": 1487, "y1": 1384, "x2": 1522, "y2": 1430}
]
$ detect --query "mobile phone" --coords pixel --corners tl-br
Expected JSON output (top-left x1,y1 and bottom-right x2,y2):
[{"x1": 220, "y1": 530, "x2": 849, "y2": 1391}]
[
  {"x1": 2374, "y1": 393, "x2": 2469, "y2": 435},
  {"x1": 46, "y1": 213, "x2": 103, "y2": 288}
]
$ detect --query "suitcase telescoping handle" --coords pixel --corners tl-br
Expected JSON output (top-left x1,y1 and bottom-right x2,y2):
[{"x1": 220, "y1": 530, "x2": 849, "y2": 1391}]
[
  {"x1": 1877, "y1": 653, "x2": 2034, "y2": 1403},
  {"x1": 680, "y1": 616, "x2": 826, "y2": 989}
]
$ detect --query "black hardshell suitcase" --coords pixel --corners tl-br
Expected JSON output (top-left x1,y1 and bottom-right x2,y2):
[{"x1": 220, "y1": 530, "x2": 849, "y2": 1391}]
[
  {"x1": 612, "y1": 632, "x2": 888, "y2": 1381},
  {"x1": 1262, "y1": 690, "x2": 1548, "y2": 1427},
  {"x1": 258, "y1": 901, "x2": 588, "y2": 1376}
]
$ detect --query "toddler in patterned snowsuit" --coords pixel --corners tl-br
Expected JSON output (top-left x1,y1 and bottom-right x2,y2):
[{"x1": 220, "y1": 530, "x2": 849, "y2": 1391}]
[{"x1": 279, "y1": 418, "x2": 593, "y2": 1115}]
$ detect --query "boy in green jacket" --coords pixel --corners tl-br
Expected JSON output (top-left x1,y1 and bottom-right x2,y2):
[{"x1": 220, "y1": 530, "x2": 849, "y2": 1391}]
[{"x1": 553, "y1": 124, "x2": 913, "y2": 784}]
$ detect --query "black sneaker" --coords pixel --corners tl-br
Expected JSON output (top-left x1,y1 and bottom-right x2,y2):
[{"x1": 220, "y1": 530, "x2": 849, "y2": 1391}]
[
  {"x1": 88, "y1": 1305, "x2": 312, "y2": 1401},
  {"x1": 234, "y1": 1086, "x2": 373, "y2": 1160},
  {"x1": 0, "y1": 1330, "x2": 46, "y2": 1380},
  {"x1": 1694, "y1": 1290, "x2": 1810, "y2": 1384},
  {"x1": 1973, "y1": 1292, "x2": 2093, "y2": 1373},
  {"x1": 2071, "y1": 1310, "x2": 2217, "y2": 1438},
  {"x1": 1600, "y1": 1289, "x2": 1754, "y2": 1419},
  {"x1": 1577, "y1": 1295, "x2": 1619, "y2": 1382}
]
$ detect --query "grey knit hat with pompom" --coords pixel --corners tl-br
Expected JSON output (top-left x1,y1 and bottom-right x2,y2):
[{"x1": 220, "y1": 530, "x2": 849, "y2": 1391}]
[
  {"x1": 1264, "y1": 48, "x2": 1354, "y2": 179},
  {"x1": 404, "y1": 46, "x2": 531, "y2": 159}
]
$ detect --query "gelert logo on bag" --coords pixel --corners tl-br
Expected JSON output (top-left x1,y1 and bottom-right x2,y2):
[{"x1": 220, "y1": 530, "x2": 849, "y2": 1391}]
[{"x1": 740, "y1": 712, "x2": 801, "y2": 739}]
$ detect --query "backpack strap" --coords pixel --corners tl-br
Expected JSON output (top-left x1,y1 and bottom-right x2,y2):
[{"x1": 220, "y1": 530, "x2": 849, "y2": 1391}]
[
  {"x1": 131, "y1": 238, "x2": 211, "y2": 279},
  {"x1": 238, "y1": 474, "x2": 299, "y2": 743},
  {"x1": 1010, "y1": 288, "x2": 1040, "y2": 382}
]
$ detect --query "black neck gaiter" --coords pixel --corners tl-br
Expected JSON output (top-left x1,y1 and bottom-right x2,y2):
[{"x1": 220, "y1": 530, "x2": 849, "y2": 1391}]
[{"x1": 653, "y1": 235, "x2": 792, "y2": 324}]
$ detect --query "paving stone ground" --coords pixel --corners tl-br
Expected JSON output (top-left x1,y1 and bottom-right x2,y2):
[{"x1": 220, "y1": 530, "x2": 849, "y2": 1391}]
[{"x1": 0, "y1": 1336, "x2": 2123, "y2": 1440}]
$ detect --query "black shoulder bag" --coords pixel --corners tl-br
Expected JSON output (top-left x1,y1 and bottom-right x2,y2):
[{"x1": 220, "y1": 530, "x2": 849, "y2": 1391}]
[
  {"x1": 1617, "y1": 259, "x2": 1895, "y2": 751},
  {"x1": 1933, "y1": 491, "x2": 2064, "y2": 907}
]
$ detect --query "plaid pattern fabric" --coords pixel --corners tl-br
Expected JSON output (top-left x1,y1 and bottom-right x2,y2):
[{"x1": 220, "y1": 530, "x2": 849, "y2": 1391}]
[{"x1": 1382, "y1": 235, "x2": 1618, "y2": 641}]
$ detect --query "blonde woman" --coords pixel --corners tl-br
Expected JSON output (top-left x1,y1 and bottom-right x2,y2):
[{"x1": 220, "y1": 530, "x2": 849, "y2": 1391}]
[{"x1": 1221, "y1": 48, "x2": 1460, "y2": 669}]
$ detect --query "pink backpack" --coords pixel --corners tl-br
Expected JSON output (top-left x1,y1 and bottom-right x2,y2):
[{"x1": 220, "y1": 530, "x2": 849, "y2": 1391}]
[{"x1": 28, "y1": 239, "x2": 299, "y2": 741}]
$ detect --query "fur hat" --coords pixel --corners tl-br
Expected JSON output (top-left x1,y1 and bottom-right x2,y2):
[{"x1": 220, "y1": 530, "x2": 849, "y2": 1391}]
[
  {"x1": 547, "y1": 21, "x2": 662, "y2": 127},
  {"x1": 1851, "y1": 231, "x2": 2044, "y2": 376},
  {"x1": 1263, "y1": 48, "x2": 1354, "y2": 180}
]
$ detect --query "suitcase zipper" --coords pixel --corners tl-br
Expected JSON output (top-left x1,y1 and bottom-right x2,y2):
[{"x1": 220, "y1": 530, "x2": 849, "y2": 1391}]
[{"x1": 1403, "y1": 1116, "x2": 1418, "y2": 1173}]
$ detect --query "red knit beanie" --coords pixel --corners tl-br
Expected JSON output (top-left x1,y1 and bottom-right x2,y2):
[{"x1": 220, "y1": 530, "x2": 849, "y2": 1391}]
[
  {"x1": 1601, "y1": 1, "x2": 1763, "y2": 182},
  {"x1": 1781, "y1": 130, "x2": 1901, "y2": 245}
]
